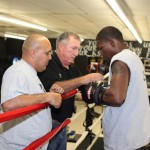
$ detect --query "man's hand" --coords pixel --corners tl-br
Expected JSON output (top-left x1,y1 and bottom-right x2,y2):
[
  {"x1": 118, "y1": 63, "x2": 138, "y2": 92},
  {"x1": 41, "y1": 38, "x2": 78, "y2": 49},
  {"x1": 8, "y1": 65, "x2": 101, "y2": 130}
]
[
  {"x1": 81, "y1": 73, "x2": 103, "y2": 84},
  {"x1": 47, "y1": 93, "x2": 62, "y2": 108},
  {"x1": 50, "y1": 84, "x2": 64, "y2": 94}
]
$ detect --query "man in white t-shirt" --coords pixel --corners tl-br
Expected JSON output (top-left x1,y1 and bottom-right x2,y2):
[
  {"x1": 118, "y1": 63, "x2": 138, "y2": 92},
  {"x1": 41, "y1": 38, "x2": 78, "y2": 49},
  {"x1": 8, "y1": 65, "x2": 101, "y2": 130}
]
[
  {"x1": 0, "y1": 34, "x2": 63, "y2": 150},
  {"x1": 94, "y1": 26, "x2": 150, "y2": 150}
]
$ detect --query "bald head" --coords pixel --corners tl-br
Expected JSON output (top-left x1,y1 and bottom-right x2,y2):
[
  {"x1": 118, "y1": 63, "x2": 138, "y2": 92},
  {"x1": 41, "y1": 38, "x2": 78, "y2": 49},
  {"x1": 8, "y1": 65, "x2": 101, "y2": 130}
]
[
  {"x1": 21, "y1": 34, "x2": 52, "y2": 72},
  {"x1": 22, "y1": 34, "x2": 50, "y2": 54}
]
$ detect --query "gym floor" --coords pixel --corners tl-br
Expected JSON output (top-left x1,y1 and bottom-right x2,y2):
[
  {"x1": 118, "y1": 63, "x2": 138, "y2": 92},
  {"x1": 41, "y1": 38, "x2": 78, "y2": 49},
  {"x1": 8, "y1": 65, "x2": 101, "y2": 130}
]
[{"x1": 67, "y1": 99, "x2": 104, "y2": 150}]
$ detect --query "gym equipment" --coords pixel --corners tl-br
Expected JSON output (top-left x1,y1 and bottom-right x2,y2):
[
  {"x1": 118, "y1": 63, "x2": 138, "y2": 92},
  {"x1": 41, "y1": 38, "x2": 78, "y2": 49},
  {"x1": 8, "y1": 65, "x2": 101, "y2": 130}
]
[
  {"x1": 0, "y1": 89, "x2": 78, "y2": 123},
  {"x1": 86, "y1": 73, "x2": 109, "y2": 106}
]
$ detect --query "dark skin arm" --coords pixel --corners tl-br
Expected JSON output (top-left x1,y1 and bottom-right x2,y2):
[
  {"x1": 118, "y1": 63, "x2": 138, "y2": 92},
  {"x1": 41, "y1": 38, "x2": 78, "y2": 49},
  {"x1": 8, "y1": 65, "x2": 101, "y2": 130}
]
[{"x1": 103, "y1": 60, "x2": 130, "y2": 106}]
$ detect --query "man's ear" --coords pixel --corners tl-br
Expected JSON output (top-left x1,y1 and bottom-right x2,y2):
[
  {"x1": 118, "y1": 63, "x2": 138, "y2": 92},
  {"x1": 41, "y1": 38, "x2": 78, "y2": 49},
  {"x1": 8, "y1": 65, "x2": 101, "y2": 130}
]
[
  {"x1": 30, "y1": 49, "x2": 36, "y2": 59},
  {"x1": 58, "y1": 43, "x2": 64, "y2": 52},
  {"x1": 109, "y1": 39, "x2": 116, "y2": 48}
]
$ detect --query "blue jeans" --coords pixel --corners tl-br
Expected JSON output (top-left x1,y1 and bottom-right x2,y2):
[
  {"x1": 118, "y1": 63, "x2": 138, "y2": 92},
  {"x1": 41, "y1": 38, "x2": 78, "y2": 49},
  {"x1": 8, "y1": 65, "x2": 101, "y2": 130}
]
[{"x1": 47, "y1": 120, "x2": 67, "y2": 150}]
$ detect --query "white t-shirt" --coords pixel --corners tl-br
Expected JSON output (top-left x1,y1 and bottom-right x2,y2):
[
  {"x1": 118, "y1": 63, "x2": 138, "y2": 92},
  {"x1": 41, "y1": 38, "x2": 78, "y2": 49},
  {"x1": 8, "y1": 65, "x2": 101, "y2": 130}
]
[
  {"x1": 103, "y1": 49, "x2": 150, "y2": 150},
  {"x1": 0, "y1": 59, "x2": 52, "y2": 150}
]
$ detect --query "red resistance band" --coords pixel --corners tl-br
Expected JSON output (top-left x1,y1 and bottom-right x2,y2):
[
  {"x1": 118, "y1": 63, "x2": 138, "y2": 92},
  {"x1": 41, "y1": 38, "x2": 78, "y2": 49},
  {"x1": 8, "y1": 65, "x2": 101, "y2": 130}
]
[
  {"x1": 0, "y1": 89, "x2": 78, "y2": 123},
  {"x1": 24, "y1": 118, "x2": 71, "y2": 150}
]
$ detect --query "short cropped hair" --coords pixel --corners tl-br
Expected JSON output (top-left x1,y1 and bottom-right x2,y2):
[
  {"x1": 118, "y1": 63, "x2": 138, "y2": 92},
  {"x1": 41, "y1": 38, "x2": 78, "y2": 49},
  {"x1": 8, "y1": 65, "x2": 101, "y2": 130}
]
[
  {"x1": 56, "y1": 32, "x2": 80, "y2": 49},
  {"x1": 96, "y1": 26, "x2": 124, "y2": 42}
]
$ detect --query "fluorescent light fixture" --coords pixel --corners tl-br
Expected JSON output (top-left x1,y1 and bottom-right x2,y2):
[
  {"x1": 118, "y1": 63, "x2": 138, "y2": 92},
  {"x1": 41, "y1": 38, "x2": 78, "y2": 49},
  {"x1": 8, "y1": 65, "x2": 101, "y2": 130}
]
[
  {"x1": 106, "y1": 0, "x2": 142, "y2": 43},
  {"x1": 80, "y1": 38, "x2": 84, "y2": 42},
  {"x1": 4, "y1": 33, "x2": 27, "y2": 40},
  {"x1": 0, "y1": 15, "x2": 47, "y2": 31}
]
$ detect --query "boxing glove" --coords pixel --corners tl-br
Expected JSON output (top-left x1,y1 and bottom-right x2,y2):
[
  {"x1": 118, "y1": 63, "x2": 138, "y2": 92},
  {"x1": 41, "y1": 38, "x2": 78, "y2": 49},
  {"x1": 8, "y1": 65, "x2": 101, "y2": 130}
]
[{"x1": 86, "y1": 82, "x2": 108, "y2": 106}]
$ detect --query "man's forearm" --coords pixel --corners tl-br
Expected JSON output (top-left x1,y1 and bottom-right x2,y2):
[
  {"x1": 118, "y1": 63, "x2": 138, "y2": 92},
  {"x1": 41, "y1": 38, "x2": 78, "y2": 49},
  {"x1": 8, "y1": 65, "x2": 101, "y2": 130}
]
[
  {"x1": 55, "y1": 76, "x2": 85, "y2": 92},
  {"x1": 54, "y1": 73, "x2": 103, "y2": 93},
  {"x1": 2, "y1": 93, "x2": 49, "y2": 112}
]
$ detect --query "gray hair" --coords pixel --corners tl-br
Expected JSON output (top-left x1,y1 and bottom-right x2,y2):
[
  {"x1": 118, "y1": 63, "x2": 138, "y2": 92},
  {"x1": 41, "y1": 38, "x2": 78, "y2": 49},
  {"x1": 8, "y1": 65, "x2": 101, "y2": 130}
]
[{"x1": 56, "y1": 32, "x2": 80, "y2": 49}]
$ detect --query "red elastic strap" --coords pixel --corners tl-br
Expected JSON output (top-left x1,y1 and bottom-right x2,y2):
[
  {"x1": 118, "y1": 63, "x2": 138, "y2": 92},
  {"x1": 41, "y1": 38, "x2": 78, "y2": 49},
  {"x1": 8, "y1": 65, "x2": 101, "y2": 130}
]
[
  {"x1": 0, "y1": 103, "x2": 49, "y2": 123},
  {"x1": 0, "y1": 89, "x2": 78, "y2": 123},
  {"x1": 24, "y1": 118, "x2": 71, "y2": 150},
  {"x1": 61, "y1": 89, "x2": 78, "y2": 99}
]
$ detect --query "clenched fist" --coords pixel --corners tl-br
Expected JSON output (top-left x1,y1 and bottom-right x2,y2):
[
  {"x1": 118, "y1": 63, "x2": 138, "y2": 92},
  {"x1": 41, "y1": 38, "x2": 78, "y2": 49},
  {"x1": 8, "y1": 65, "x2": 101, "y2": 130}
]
[{"x1": 46, "y1": 92, "x2": 62, "y2": 108}]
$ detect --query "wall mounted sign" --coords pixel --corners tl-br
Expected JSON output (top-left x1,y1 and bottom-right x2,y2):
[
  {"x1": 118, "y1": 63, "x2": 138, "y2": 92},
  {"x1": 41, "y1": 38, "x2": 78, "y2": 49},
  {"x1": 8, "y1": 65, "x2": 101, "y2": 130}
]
[{"x1": 79, "y1": 39, "x2": 150, "y2": 58}]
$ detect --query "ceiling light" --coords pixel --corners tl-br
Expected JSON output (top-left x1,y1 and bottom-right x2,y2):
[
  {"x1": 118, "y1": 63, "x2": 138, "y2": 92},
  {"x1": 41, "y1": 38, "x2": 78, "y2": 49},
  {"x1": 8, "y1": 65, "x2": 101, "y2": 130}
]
[
  {"x1": 106, "y1": 0, "x2": 142, "y2": 43},
  {"x1": 0, "y1": 15, "x2": 47, "y2": 31},
  {"x1": 4, "y1": 33, "x2": 27, "y2": 40},
  {"x1": 80, "y1": 38, "x2": 84, "y2": 42}
]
